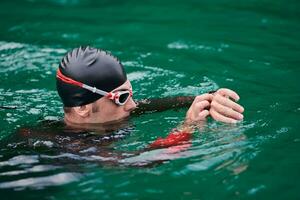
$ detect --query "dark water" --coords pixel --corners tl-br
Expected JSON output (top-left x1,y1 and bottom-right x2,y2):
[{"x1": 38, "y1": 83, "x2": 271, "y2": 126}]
[{"x1": 0, "y1": 0, "x2": 300, "y2": 199}]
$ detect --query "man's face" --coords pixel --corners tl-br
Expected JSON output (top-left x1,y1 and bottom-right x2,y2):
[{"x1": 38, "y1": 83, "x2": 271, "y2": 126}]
[{"x1": 88, "y1": 80, "x2": 137, "y2": 124}]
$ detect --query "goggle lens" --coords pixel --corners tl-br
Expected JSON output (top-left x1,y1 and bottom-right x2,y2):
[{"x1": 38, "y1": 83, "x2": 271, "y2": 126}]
[{"x1": 118, "y1": 92, "x2": 130, "y2": 104}]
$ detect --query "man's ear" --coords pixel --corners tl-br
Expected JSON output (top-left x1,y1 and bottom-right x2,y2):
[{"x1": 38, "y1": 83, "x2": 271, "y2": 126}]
[{"x1": 73, "y1": 105, "x2": 91, "y2": 118}]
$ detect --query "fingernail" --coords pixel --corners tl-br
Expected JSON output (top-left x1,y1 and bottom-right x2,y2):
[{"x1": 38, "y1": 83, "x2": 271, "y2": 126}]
[{"x1": 240, "y1": 107, "x2": 245, "y2": 113}]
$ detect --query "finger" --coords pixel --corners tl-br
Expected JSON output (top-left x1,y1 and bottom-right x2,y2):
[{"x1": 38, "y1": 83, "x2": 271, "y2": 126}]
[
  {"x1": 197, "y1": 110, "x2": 210, "y2": 120},
  {"x1": 210, "y1": 108, "x2": 238, "y2": 123},
  {"x1": 217, "y1": 88, "x2": 240, "y2": 101},
  {"x1": 214, "y1": 94, "x2": 244, "y2": 113},
  {"x1": 193, "y1": 94, "x2": 214, "y2": 103},
  {"x1": 186, "y1": 100, "x2": 210, "y2": 121},
  {"x1": 211, "y1": 100, "x2": 243, "y2": 120},
  {"x1": 194, "y1": 100, "x2": 210, "y2": 112}
]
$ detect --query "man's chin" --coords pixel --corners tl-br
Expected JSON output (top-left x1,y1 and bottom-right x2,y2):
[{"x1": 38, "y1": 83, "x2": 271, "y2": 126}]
[
  {"x1": 116, "y1": 113, "x2": 131, "y2": 122},
  {"x1": 102, "y1": 113, "x2": 131, "y2": 125},
  {"x1": 123, "y1": 112, "x2": 131, "y2": 118}
]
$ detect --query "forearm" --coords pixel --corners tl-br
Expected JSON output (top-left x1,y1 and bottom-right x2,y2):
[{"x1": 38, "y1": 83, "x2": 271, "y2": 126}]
[
  {"x1": 132, "y1": 90, "x2": 217, "y2": 116},
  {"x1": 132, "y1": 96, "x2": 195, "y2": 115}
]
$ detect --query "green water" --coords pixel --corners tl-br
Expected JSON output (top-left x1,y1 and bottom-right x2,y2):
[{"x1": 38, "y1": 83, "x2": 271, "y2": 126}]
[{"x1": 0, "y1": 0, "x2": 300, "y2": 199}]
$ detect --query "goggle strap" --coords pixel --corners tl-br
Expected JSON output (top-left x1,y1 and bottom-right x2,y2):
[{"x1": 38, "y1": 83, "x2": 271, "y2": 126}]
[
  {"x1": 56, "y1": 69, "x2": 83, "y2": 87},
  {"x1": 82, "y1": 84, "x2": 108, "y2": 96},
  {"x1": 57, "y1": 69, "x2": 109, "y2": 97}
]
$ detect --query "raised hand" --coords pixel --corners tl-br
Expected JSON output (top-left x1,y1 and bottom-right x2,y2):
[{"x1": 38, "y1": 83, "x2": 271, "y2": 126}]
[{"x1": 210, "y1": 88, "x2": 244, "y2": 123}]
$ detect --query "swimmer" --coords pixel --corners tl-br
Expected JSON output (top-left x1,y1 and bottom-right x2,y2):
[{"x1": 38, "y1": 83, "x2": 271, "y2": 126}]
[
  {"x1": 56, "y1": 46, "x2": 244, "y2": 125},
  {"x1": 7, "y1": 46, "x2": 245, "y2": 167},
  {"x1": 54, "y1": 46, "x2": 244, "y2": 148}
]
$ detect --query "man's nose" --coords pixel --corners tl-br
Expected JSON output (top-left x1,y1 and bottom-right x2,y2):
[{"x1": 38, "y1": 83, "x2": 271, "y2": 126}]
[{"x1": 124, "y1": 97, "x2": 137, "y2": 112}]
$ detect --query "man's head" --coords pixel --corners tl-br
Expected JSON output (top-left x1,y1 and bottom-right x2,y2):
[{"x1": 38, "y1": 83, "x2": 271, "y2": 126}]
[{"x1": 56, "y1": 46, "x2": 136, "y2": 124}]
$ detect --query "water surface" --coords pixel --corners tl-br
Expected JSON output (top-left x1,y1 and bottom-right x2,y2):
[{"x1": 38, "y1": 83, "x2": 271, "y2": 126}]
[{"x1": 0, "y1": 0, "x2": 300, "y2": 199}]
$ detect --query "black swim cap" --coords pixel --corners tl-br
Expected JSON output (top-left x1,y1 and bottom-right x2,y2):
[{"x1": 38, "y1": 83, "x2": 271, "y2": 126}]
[{"x1": 56, "y1": 46, "x2": 127, "y2": 107}]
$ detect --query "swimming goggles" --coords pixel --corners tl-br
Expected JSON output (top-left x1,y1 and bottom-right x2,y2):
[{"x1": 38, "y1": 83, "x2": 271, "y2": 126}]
[{"x1": 56, "y1": 69, "x2": 132, "y2": 106}]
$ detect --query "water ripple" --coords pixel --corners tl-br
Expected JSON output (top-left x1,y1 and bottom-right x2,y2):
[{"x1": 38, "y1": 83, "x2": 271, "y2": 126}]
[
  {"x1": 0, "y1": 165, "x2": 60, "y2": 176},
  {"x1": 0, "y1": 172, "x2": 81, "y2": 190},
  {"x1": 0, "y1": 155, "x2": 38, "y2": 167},
  {"x1": 0, "y1": 41, "x2": 65, "y2": 74},
  {"x1": 123, "y1": 60, "x2": 218, "y2": 98},
  {"x1": 167, "y1": 41, "x2": 230, "y2": 52}
]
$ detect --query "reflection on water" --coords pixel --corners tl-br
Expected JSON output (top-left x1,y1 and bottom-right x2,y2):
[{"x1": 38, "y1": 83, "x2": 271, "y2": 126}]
[{"x1": 0, "y1": 172, "x2": 81, "y2": 190}]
